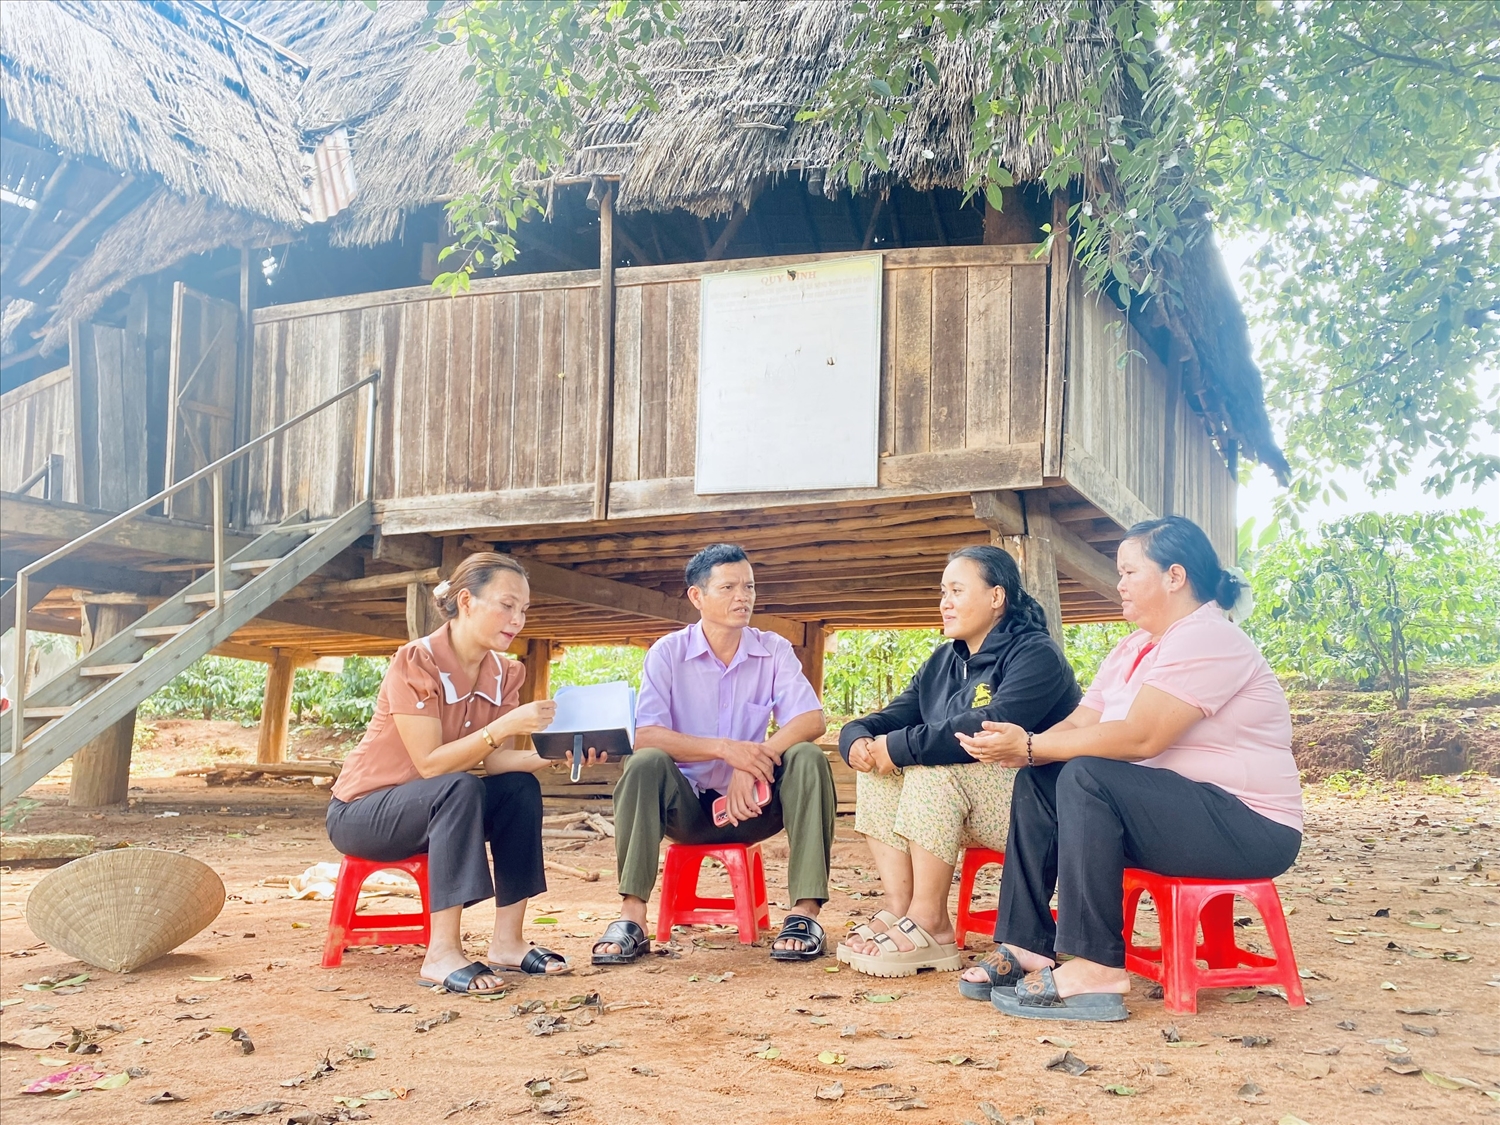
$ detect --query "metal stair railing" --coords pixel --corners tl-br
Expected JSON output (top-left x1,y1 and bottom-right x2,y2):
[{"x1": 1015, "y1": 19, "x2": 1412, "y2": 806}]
[{"x1": 8, "y1": 370, "x2": 380, "y2": 767}]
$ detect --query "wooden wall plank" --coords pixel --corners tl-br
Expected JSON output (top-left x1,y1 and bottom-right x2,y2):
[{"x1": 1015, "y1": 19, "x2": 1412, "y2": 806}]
[
  {"x1": 611, "y1": 284, "x2": 642, "y2": 483},
  {"x1": 637, "y1": 283, "x2": 669, "y2": 480},
  {"x1": 422, "y1": 299, "x2": 451, "y2": 497},
  {"x1": 535, "y1": 288, "x2": 567, "y2": 488},
  {"x1": 1008, "y1": 264, "x2": 1047, "y2": 445},
  {"x1": 891, "y1": 267, "x2": 932, "y2": 456},
  {"x1": 964, "y1": 266, "x2": 1012, "y2": 448},
  {"x1": 469, "y1": 296, "x2": 494, "y2": 491},
  {"x1": 490, "y1": 293, "x2": 517, "y2": 492},
  {"x1": 929, "y1": 267, "x2": 967, "y2": 452},
  {"x1": 0, "y1": 368, "x2": 75, "y2": 501},
  {"x1": 445, "y1": 297, "x2": 474, "y2": 495},
  {"x1": 665, "y1": 281, "x2": 698, "y2": 479},
  {"x1": 512, "y1": 291, "x2": 542, "y2": 489},
  {"x1": 561, "y1": 286, "x2": 597, "y2": 486},
  {"x1": 394, "y1": 301, "x2": 428, "y2": 499}
]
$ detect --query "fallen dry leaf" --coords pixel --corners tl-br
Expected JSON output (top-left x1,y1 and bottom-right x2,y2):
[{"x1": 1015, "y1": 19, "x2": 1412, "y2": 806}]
[
  {"x1": 413, "y1": 1011, "x2": 460, "y2": 1033},
  {"x1": 814, "y1": 1080, "x2": 844, "y2": 1101},
  {"x1": 210, "y1": 1101, "x2": 287, "y2": 1121},
  {"x1": 1045, "y1": 1051, "x2": 1095, "y2": 1077},
  {"x1": 143, "y1": 1091, "x2": 187, "y2": 1103}
]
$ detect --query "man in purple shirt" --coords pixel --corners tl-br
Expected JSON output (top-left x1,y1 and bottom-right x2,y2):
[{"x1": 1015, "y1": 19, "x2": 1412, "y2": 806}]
[{"x1": 591, "y1": 544, "x2": 835, "y2": 964}]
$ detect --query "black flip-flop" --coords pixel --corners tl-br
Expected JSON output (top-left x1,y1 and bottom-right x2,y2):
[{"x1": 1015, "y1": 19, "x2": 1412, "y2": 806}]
[
  {"x1": 769, "y1": 914, "x2": 825, "y2": 962},
  {"x1": 957, "y1": 943, "x2": 1029, "y2": 1001},
  {"x1": 490, "y1": 946, "x2": 571, "y2": 976},
  {"x1": 991, "y1": 965, "x2": 1128, "y2": 1022},
  {"x1": 418, "y1": 961, "x2": 505, "y2": 995},
  {"x1": 591, "y1": 919, "x2": 649, "y2": 965}
]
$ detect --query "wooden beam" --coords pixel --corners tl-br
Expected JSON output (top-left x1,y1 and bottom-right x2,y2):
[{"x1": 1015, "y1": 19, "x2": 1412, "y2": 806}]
[
  {"x1": 299, "y1": 567, "x2": 442, "y2": 598},
  {"x1": 707, "y1": 204, "x2": 750, "y2": 261},
  {"x1": 1044, "y1": 192, "x2": 1071, "y2": 478},
  {"x1": 255, "y1": 600, "x2": 411, "y2": 641},
  {"x1": 18, "y1": 175, "x2": 135, "y2": 288},
  {"x1": 593, "y1": 187, "x2": 616, "y2": 521},
  {"x1": 0, "y1": 580, "x2": 55, "y2": 636},
  {"x1": 1032, "y1": 512, "x2": 1121, "y2": 603},
  {"x1": 256, "y1": 649, "x2": 303, "y2": 764},
  {"x1": 970, "y1": 490, "x2": 1026, "y2": 536},
  {"x1": 372, "y1": 530, "x2": 442, "y2": 569},
  {"x1": 1, "y1": 492, "x2": 256, "y2": 561},
  {"x1": 514, "y1": 552, "x2": 805, "y2": 647}
]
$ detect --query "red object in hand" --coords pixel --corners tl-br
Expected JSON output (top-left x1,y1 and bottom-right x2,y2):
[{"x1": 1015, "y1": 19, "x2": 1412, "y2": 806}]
[{"x1": 711, "y1": 778, "x2": 771, "y2": 826}]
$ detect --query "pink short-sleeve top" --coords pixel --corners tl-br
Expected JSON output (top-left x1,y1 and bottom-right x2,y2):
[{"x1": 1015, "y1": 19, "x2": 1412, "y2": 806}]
[{"x1": 1081, "y1": 600, "x2": 1302, "y2": 831}]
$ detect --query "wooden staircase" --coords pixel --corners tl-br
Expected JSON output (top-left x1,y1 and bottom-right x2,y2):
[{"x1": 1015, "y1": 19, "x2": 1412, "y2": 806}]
[{"x1": 0, "y1": 502, "x2": 373, "y2": 804}]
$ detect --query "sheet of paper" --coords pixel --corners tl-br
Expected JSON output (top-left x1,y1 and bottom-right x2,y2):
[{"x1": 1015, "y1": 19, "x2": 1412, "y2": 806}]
[{"x1": 543, "y1": 681, "x2": 636, "y2": 740}]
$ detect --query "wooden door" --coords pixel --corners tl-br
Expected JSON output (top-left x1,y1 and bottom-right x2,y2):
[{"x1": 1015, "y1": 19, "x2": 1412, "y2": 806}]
[
  {"x1": 70, "y1": 319, "x2": 149, "y2": 512},
  {"x1": 164, "y1": 283, "x2": 239, "y2": 521}
]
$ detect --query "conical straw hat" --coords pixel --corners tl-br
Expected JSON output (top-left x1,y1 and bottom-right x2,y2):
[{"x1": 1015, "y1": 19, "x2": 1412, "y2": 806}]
[{"x1": 26, "y1": 849, "x2": 225, "y2": 973}]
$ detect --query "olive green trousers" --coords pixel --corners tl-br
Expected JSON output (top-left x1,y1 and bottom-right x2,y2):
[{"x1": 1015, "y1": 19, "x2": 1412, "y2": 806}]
[{"x1": 612, "y1": 743, "x2": 835, "y2": 905}]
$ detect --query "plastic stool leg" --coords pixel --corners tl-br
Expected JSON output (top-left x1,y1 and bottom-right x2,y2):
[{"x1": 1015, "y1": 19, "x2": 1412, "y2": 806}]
[
  {"x1": 719, "y1": 847, "x2": 758, "y2": 944},
  {"x1": 750, "y1": 847, "x2": 770, "y2": 934},
  {"x1": 1197, "y1": 891, "x2": 1240, "y2": 968},
  {"x1": 1162, "y1": 881, "x2": 1204, "y2": 1015},
  {"x1": 322, "y1": 858, "x2": 363, "y2": 968},
  {"x1": 651, "y1": 852, "x2": 687, "y2": 936},
  {"x1": 1251, "y1": 886, "x2": 1307, "y2": 1007},
  {"x1": 955, "y1": 851, "x2": 980, "y2": 950}
]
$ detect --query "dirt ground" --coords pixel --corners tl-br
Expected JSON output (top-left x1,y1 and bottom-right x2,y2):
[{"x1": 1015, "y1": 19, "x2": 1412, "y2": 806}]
[{"x1": 2, "y1": 723, "x2": 1499, "y2": 1125}]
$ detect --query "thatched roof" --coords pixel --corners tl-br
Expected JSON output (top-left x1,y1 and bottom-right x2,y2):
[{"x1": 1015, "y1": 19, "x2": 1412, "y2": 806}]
[
  {"x1": 0, "y1": 0, "x2": 307, "y2": 225},
  {"x1": 9, "y1": 0, "x2": 1285, "y2": 475}
]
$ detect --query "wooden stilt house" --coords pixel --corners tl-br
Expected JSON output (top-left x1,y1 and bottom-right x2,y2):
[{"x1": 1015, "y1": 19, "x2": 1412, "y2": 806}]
[{"x1": 0, "y1": 0, "x2": 1286, "y2": 807}]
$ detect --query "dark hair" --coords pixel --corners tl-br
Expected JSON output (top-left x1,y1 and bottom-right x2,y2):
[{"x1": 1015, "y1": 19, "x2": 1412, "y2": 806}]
[
  {"x1": 1122, "y1": 516, "x2": 1242, "y2": 609},
  {"x1": 433, "y1": 552, "x2": 528, "y2": 621},
  {"x1": 946, "y1": 545, "x2": 1050, "y2": 634},
  {"x1": 685, "y1": 543, "x2": 750, "y2": 592}
]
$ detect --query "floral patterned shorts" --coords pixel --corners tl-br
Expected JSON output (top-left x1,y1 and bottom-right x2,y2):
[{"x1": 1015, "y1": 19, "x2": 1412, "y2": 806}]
[{"x1": 854, "y1": 761, "x2": 1016, "y2": 866}]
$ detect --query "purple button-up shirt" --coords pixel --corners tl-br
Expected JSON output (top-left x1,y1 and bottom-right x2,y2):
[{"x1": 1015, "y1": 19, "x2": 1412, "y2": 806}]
[{"x1": 635, "y1": 622, "x2": 822, "y2": 796}]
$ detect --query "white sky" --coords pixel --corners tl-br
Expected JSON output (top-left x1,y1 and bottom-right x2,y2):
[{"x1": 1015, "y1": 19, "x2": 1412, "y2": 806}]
[{"x1": 1218, "y1": 235, "x2": 1500, "y2": 531}]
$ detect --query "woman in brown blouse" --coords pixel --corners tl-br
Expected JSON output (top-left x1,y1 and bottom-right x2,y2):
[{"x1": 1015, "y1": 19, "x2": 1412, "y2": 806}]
[{"x1": 327, "y1": 553, "x2": 600, "y2": 994}]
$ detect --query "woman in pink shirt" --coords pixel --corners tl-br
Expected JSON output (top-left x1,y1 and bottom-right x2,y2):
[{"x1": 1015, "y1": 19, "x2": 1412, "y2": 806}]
[{"x1": 953, "y1": 516, "x2": 1302, "y2": 1022}]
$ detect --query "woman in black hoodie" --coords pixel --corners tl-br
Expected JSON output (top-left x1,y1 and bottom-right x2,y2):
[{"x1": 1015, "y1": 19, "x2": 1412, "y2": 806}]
[{"x1": 836, "y1": 546, "x2": 1080, "y2": 977}]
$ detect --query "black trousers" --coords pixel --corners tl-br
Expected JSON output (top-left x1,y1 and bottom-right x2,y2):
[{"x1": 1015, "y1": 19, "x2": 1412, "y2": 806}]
[
  {"x1": 326, "y1": 771, "x2": 546, "y2": 914},
  {"x1": 996, "y1": 758, "x2": 1302, "y2": 967}
]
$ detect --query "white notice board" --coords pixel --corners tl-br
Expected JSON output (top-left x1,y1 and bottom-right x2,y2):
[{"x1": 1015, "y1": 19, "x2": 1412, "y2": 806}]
[{"x1": 696, "y1": 254, "x2": 882, "y2": 494}]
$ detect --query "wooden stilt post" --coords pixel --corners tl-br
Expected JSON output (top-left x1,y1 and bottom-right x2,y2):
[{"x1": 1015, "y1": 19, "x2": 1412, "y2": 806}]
[
  {"x1": 256, "y1": 648, "x2": 298, "y2": 764},
  {"x1": 970, "y1": 490, "x2": 1065, "y2": 647},
  {"x1": 406, "y1": 583, "x2": 439, "y2": 640},
  {"x1": 68, "y1": 600, "x2": 147, "y2": 806},
  {"x1": 592, "y1": 186, "x2": 616, "y2": 521},
  {"x1": 520, "y1": 639, "x2": 553, "y2": 705},
  {"x1": 794, "y1": 621, "x2": 827, "y2": 700}
]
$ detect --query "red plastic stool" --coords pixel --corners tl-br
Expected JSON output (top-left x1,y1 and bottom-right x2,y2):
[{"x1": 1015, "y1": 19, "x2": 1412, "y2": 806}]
[
  {"x1": 1122, "y1": 869, "x2": 1306, "y2": 1014},
  {"x1": 321, "y1": 854, "x2": 432, "y2": 968},
  {"x1": 655, "y1": 843, "x2": 770, "y2": 944},
  {"x1": 954, "y1": 847, "x2": 1006, "y2": 950}
]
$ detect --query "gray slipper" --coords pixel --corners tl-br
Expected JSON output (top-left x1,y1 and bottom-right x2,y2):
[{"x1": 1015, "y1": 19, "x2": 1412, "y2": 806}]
[
  {"x1": 991, "y1": 966, "x2": 1128, "y2": 1022},
  {"x1": 957, "y1": 943, "x2": 1029, "y2": 1001}
]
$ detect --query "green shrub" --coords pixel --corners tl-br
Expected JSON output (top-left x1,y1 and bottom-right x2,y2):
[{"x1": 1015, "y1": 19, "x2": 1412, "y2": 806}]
[{"x1": 1245, "y1": 510, "x2": 1500, "y2": 708}]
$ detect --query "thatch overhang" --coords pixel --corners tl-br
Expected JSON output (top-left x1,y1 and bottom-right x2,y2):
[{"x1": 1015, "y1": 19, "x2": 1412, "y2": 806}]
[
  {"x1": 1, "y1": 0, "x2": 307, "y2": 224},
  {"x1": 0, "y1": 0, "x2": 306, "y2": 384}
]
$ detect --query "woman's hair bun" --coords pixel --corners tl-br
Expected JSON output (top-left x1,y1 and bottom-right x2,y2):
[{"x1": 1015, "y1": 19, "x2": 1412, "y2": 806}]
[{"x1": 1213, "y1": 568, "x2": 1242, "y2": 610}]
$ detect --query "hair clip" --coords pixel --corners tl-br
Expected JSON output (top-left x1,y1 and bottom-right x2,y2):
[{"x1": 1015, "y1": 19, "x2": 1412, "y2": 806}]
[{"x1": 432, "y1": 580, "x2": 452, "y2": 598}]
